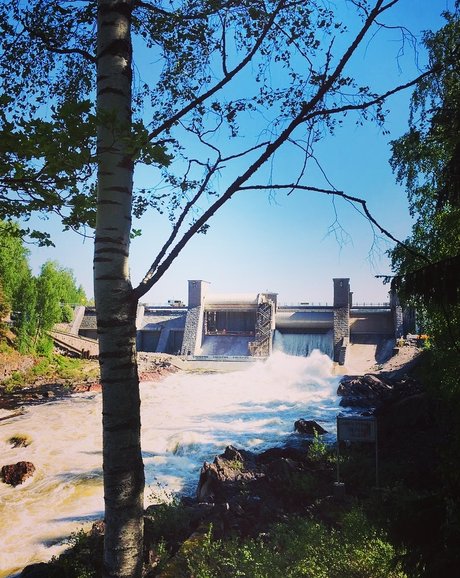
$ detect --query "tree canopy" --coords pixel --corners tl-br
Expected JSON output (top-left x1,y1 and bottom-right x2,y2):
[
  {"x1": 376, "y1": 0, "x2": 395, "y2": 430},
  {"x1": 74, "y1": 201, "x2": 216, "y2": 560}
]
[{"x1": 388, "y1": 6, "x2": 460, "y2": 347}]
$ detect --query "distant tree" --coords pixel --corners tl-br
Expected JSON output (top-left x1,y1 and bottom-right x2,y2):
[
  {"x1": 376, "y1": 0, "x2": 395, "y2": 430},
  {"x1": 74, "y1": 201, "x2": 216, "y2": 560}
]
[
  {"x1": 0, "y1": 224, "x2": 86, "y2": 351},
  {"x1": 0, "y1": 221, "x2": 32, "y2": 307},
  {"x1": 0, "y1": 280, "x2": 8, "y2": 314},
  {"x1": 36, "y1": 260, "x2": 87, "y2": 335},
  {"x1": 0, "y1": 1, "x2": 444, "y2": 575}
]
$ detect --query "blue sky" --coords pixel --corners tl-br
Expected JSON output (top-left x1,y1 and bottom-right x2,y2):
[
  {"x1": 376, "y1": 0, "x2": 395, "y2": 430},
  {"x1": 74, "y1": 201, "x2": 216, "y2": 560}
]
[{"x1": 26, "y1": 0, "x2": 453, "y2": 305}]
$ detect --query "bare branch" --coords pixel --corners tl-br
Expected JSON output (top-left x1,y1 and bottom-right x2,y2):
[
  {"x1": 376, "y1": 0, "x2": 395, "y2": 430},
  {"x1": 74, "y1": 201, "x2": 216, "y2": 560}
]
[
  {"x1": 237, "y1": 183, "x2": 428, "y2": 261},
  {"x1": 303, "y1": 67, "x2": 439, "y2": 123},
  {"x1": 147, "y1": 0, "x2": 289, "y2": 141},
  {"x1": 133, "y1": 0, "x2": 435, "y2": 294},
  {"x1": 134, "y1": 158, "x2": 222, "y2": 297},
  {"x1": 21, "y1": 21, "x2": 95, "y2": 62}
]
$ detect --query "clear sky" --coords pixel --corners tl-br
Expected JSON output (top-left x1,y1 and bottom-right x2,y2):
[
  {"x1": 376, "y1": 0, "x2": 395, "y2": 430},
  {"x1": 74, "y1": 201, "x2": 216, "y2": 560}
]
[{"x1": 25, "y1": 1, "x2": 453, "y2": 306}]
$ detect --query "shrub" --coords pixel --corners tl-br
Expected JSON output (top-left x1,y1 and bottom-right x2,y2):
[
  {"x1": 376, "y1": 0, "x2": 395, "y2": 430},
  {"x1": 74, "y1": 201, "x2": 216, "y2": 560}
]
[{"x1": 183, "y1": 507, "x2": 407, "y2": 578}]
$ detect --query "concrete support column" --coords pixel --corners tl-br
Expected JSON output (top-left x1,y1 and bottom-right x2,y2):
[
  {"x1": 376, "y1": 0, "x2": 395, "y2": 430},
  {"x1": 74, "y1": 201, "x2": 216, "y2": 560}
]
[
  {"x1": 390, "y1": 289, "x2": 404, "y2": 339},
  {"x1": 70, "y1": 305, "x2": 86, "y2": 335},
  {"x1": 333, "y1": 278, "x2": 350, "y2": 363},
  {"x1": 180, "y1": 280, "x2": 210, "y2": 356},
  {"x1": 188, "y1": 280, "x2": 210, "y2": 307}
]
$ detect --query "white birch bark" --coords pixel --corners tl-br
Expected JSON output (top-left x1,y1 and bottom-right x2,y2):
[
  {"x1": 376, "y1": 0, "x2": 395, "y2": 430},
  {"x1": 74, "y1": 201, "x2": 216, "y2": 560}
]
[{"x1": 95, "y1": 1, "x2": 144, "y2": 576}]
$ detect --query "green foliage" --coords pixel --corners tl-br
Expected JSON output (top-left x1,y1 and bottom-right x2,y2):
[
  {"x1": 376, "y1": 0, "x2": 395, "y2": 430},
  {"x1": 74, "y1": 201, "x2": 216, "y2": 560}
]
[
  {"x1": 3, "y1": 370, "x2": 26, "y2": 392},
  {"x1": 1, "y1": 353, "x2": 97, "y2": 390},
  {"x1": 48, "y1": 529, "x2": 100, "y2": 578},
  {"x1": 0, "y1": 224, "x2": 86, "y2": 353},
  {"x1": 182, "y1": 508, "x2": 407, "y2": 578},
  {"x1": 307, "y1": 430, "x2": 329, "y2": 463},
  {"x1": 389, "y1": 7, "x2": 460, "y2": 370},
  {"x1": 389, "y1": 8, "x2": 460, "y2": 304}
]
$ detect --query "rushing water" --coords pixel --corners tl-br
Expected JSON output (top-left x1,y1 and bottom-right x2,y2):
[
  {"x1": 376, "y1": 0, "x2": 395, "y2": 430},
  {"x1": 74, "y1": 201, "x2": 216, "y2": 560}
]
[
  {"x1": 273, "y1": 330, "x2": 334, "y2": 358},
  {"x1": 0, "y1": 351, "x2": 340, "y2": 577}
]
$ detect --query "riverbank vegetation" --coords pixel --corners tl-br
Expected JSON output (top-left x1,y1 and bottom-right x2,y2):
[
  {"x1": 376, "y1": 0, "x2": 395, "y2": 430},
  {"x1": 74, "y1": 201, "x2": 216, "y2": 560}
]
[
  {"x1": 0, "y1": 344, "x2": 99, "y2": 396},
  {"x1": 0, "y1": 221, "x2": 87, "y2": 355}
]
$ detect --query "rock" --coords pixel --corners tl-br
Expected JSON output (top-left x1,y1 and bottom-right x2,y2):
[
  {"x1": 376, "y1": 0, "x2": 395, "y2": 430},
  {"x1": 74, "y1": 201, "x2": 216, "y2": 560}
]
[
  {"x1": 258, "y1": 446, "x2": 306, "y2": 463},
  {"x1": 294, "y1": 419, "x2": 327, "y2": 435},
  {"x1": 196, "y1": 446, "x2": 259, "y2": 503},
  {"x1": 19, "y1": 563, "x2": 51, "y2": 577},
  {"x1": 265, "y1": 457, "x2": 301, "y2": 480},
  {"x1": 338, "y1": 373, "x2": 396, "y2": 407},
  {"x1": 1, "y1": 461, "x2": 36, "y2": 486}
]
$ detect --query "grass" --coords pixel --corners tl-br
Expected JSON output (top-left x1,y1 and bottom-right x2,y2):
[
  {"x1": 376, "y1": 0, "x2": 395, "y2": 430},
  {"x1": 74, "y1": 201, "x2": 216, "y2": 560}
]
[{"x1": 1, "y1": 352, "x2": 99, "y2": 392}]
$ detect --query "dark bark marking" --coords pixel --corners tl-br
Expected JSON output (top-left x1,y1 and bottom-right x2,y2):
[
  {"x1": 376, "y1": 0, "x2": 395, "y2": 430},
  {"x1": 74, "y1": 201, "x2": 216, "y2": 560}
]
[
  {"x1": 119, "y1": 156, "x2": 134, "y2": 170},
  {"x1": 99, "y1": 350, "x2": 133, "y2": 359},
  {"x1": 93, "y1": 257, "x2": 113, "y2": 263},
  {"x1": 104, "y1": 419, "x2": 141, "y2": 433},
  {"x1": 98, "y1": 318, "x2": 133, "y2": 328},
  {"x1": 94, "y1": 274, "x2": 125, "y2": 280},
  {"x1": 98, "y1": 86, "x2": 125, "y2": 97},
  {"x1": 99, "y1": 2, "x2": 132, "y2": 20},
  {"x1": 98, "y1": 39, "x2": 131, "y2": 60},
  {"x1": 95, "y1": 247, "x2": 129, "y2": 256},
  {"x1": 98, "y1": 199, "x2": 123, "y2": 205},
  {"x1": 107, "y1": 186, "x2": 131, "y2": 194}
]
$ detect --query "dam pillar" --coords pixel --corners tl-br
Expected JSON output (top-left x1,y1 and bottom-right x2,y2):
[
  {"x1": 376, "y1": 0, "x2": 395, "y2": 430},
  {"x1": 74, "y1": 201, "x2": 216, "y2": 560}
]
[
  {"x1": 181, "y1": 280, "x2": 210, "y2": 356},
  {"x1": 333, "y1": 278, "x2": 350, "y2": 364},
  {"x1": 390, "y1": 289, "x2": 404, "y2": 339}
]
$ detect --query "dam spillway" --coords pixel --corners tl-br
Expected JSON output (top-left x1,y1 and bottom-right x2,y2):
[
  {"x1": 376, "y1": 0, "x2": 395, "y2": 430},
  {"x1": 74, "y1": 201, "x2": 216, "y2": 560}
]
[
  {"x1": 66, "y1": 277, "x2": 412, "y2": 364},
  {"x1": 273, "y1": 330, "x2": 334, "y2": 359}
]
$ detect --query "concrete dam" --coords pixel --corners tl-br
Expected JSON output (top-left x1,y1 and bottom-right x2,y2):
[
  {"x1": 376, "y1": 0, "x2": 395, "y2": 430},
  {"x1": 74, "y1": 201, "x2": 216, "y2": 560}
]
[{"x1": 66, "y1": 278, "x2": 411, "y2": 365}]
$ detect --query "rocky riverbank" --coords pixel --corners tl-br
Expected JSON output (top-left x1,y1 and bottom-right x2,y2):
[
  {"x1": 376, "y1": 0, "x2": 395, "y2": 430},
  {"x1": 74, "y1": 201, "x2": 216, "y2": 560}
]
[
  {"x1": 337, "y1": 343, "x2": 424, "y2": 408},
  {"x1": 0, "y1": 352, "x2": 178, "y2": 412}
]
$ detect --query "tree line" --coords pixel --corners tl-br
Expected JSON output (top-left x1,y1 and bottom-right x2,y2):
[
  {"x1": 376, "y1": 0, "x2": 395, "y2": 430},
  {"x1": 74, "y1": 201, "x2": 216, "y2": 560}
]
[{"x1": 0, "y1": 221, "x2": 87, "y2": 354}]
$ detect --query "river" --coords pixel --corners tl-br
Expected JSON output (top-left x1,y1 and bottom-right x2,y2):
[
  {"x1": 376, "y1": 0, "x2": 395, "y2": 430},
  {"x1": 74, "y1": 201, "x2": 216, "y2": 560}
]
[{"x1": 0, "y1": 350, "x2": 340, "y2": 577}]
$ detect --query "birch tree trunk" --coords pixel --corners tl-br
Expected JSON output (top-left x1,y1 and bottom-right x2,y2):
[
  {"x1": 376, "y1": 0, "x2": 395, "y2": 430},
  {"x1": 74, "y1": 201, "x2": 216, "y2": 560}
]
[{"x1": 95, "y1": 1, "x2": 144, "y2": 576}]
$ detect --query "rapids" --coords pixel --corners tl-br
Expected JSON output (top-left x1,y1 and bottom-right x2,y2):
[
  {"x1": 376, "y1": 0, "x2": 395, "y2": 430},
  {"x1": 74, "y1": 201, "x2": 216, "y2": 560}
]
[{"x1": 0, "y1": 350, "x2": 339, "y2": 577}]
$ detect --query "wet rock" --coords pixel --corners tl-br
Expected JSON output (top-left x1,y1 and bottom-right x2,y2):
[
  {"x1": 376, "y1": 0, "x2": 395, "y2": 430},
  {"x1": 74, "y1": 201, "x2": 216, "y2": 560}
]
[
  {"x1": 265, "y1": 457, "x2": 301, "y2": 480},
  {"x1": 338, "y1": 371, "x2": 424, "y2": 408},
  {"x1": 338, "y1": 373, "x2": 394, "y2": 407},
  {"x1": 258, "y1": 446, "x2": 306, "y2": 463},
  {"x1": 19, "y1": 563, "x2": 53, "y2": 577},
  {"x1": 196, "y1": 445, "x2": 259, "y2": 503},
  {"x1": 294, "y1": 419, "x2": 328, "y2": 435},
  {"x1": 1, "y1": 461, "x2": 36, "y2": 486}
]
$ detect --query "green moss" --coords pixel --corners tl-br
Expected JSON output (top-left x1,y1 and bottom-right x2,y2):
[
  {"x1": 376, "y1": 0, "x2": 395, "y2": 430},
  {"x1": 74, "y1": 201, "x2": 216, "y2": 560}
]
[{"x1": 7, "y1": 433, "x2": 32, "y2": 447}]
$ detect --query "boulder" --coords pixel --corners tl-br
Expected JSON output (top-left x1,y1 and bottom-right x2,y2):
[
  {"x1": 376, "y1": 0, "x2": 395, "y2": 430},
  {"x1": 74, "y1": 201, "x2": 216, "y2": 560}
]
[
  {"x1": 1, "y1": 461, "x2": 36, "y2": 486},
  {"x1": 338, "y1": 373, "x2": 394, "y2": 407},
  {"x1": 19, "y1": 563, "x2": 52, "y2": 578},
  {"x1": 338, "y1": 371, "x2": 424, "y2": 408},
  {"x1": 196, "y1": 445, "x2": 259, "y2": 503},
  {"x1": 294, "y1": 419, "x2": 327, "y2": 435}
]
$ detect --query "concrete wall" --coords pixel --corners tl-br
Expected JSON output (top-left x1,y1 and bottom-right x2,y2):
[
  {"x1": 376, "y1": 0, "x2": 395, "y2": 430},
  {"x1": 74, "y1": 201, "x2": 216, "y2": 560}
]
[
  {"x1": 181, "y1": 306, "x2": 203, "y2": 356},
  {"x1": 349, "y1": 310, "x2": 394, "y2": 335},
  {"x1": 333, "y1": 278, "x2": 350, "y2": 363},
  {"x1": 188, "y1": 280, "x2": 210, "y2": 307}
]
